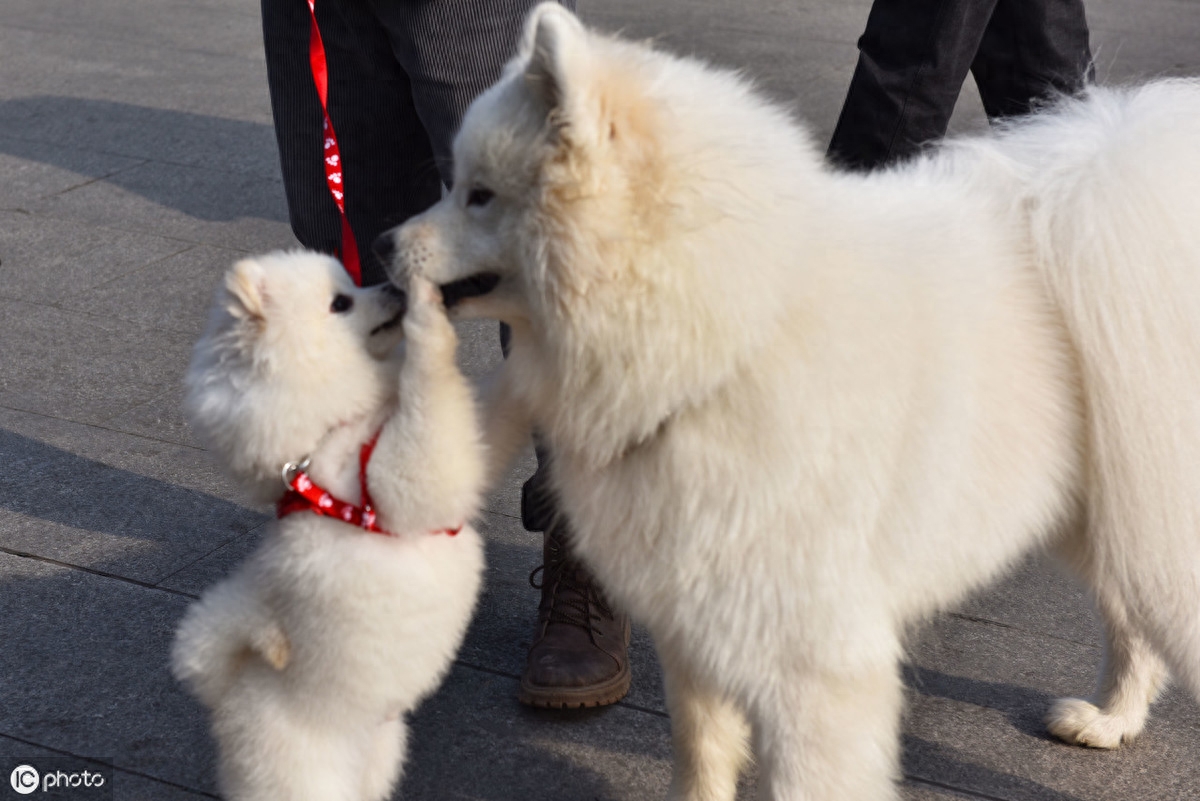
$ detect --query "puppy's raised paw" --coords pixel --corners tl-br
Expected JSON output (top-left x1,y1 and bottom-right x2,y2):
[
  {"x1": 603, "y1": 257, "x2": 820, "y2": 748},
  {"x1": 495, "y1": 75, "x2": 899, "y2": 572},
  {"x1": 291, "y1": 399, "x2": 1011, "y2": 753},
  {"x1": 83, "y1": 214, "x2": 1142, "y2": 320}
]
[
  {"x1": 407, "y1": 275, "x2": 443, "y2": 309},
  {"x1": 403, "y1": 275, "x2": 456, "y2": 355}
]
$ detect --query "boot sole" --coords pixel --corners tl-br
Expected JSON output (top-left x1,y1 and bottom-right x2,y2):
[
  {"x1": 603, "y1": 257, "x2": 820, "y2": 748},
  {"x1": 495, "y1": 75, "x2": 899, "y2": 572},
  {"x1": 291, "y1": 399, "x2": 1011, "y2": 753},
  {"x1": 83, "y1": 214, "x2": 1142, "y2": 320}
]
[
  {"x1": 519, "y1": 618, "x2": 633, "y2": 709},
  {"x1": 518, "y1": 661, "x2": 632, "y2": 709}
]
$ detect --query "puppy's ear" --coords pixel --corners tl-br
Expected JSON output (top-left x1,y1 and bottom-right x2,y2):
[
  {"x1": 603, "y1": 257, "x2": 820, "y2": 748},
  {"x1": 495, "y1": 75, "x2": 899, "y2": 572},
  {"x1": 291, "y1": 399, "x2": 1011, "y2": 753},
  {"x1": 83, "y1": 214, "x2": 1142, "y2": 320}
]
[
  {"x1": 223, "y1": 259, "x2": 267, "y2": 322},
  {"x1": 520, "y1": 4, "x2": 592, "y2": 136}
]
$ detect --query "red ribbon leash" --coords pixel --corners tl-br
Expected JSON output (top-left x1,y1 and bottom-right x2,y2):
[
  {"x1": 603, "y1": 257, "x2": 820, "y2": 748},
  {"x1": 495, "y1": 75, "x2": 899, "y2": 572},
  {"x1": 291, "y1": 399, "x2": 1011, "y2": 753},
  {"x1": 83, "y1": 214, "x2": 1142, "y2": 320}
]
[
  {"x1": 306, "y1": 0, "x2": 362, "y2": 285},
  {"x1": 277, "y1": 433, "x2": 462, "y2": 538}
]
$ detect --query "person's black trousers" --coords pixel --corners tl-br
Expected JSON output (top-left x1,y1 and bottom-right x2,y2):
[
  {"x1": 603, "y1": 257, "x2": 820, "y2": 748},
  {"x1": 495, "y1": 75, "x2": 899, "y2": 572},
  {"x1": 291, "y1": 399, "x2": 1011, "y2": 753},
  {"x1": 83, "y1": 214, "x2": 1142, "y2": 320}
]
[{"x1": 828, "y1": 0, "x2": 1093, "y2": 170}]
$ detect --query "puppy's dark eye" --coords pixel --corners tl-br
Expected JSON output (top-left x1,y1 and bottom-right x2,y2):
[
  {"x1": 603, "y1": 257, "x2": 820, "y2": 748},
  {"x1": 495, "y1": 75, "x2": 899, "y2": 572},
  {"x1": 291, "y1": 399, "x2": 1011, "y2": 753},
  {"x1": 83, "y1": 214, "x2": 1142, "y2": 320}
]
[
  {"x1": 330, "y1": 294, "x2": 354, "y2": 313},
  {"x1": 466, "y1": 187, "x2": 494, "y2": 208}
]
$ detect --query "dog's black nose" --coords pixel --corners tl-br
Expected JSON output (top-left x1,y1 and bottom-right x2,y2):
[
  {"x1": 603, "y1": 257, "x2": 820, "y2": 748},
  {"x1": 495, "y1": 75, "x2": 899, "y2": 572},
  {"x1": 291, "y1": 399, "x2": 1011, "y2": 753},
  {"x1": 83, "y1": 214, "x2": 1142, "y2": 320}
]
[{"x1": 372, "y1": 231, "x2": 397, "y2": 267}]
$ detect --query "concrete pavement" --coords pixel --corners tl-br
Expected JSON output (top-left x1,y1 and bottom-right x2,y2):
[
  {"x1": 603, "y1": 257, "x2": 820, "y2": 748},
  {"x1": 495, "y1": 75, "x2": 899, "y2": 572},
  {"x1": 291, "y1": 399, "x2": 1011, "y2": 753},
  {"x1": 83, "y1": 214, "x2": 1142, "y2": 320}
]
[{"x1": 1, "y1": 0, "x2": 1198, "y2": 798}]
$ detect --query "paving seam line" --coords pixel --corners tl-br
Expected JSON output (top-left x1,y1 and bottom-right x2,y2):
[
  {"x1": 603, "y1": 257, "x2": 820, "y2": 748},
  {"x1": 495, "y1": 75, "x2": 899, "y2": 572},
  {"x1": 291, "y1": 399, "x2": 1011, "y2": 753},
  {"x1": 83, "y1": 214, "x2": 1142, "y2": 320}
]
[{"x1": 0, "y1": 729, "x2": 218, "y2": 799}]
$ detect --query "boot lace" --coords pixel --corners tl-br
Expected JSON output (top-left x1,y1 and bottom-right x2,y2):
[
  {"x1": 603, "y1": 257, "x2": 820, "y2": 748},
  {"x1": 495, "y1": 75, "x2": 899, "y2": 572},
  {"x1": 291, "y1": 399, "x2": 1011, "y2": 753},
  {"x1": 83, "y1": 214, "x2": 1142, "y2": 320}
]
[{"x1": 529, "y1": 535, "x2": 614, "y2": 636}]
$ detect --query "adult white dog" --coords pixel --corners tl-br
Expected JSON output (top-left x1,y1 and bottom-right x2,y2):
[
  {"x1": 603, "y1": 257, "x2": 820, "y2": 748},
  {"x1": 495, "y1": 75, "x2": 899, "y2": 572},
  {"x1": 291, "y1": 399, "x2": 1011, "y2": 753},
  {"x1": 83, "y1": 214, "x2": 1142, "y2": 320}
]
[
  {"x1": 173, "y1": 254, "x2": 484, "y2": 801},
  {"x1": 376, "y1": 6, "x2": 1200, "y2": 799}
]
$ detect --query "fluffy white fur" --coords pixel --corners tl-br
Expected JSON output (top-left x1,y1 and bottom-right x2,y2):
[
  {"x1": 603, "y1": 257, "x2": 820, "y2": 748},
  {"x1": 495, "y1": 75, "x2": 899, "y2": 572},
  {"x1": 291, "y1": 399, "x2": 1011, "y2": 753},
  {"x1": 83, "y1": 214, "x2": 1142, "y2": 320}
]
[
  {"x1": 377, "y1": 6, "x2": 1200, "y2": 800},
  {"x1": 173, "y1": 252, "x2": 484, "y2": 801}
]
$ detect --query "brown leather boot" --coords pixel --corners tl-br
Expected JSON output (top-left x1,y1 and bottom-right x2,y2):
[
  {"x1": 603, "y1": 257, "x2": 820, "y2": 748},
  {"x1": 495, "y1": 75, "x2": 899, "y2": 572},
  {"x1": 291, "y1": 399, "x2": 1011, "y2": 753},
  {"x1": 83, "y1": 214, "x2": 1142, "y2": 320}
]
[{"x1": 519, "y1": 526, "x2": 632, "y2": 708}]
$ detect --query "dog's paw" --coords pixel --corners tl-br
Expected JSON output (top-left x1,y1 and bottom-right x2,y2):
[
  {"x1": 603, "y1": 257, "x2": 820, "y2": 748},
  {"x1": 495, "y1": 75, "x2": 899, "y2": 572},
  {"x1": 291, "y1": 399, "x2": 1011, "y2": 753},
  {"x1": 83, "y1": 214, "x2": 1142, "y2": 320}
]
[
  {"x1": 1046, "y1": 697, "x2": 1139, "y2": 749},
  {"x1": 403, "y1": 276, "x2": 456, "y2": 353},
  {"x1": 407, "y1": 274, "x2": 441, "y2": 308}
]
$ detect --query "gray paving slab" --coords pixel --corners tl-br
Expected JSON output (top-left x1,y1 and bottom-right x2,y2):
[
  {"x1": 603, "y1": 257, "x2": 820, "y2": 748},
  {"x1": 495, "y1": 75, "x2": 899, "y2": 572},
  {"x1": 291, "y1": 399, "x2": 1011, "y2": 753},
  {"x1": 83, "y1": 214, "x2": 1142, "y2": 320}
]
[
  {"x1": 0, "y1": 734, "x2": 216, "y2": 801},
  {"x1": 0, "y1": 298, "x2": 194, "y2": 426},
  {"x1": 0, "y1": 137, "x2": 147, "y2": 213},
  {"x1": 0, "y1": 410, "x2": 265, "y2": 585},
  {"x1": 0, "y1": 95, "x2": 282, "y2": 183},
  {"x1": 61, "y1": 244, "x2": 243, "y2": 338},
  {"x1": 0, "y1": 406, "x2": 242, "y2": 503},
  {"x1": 1086, "y1": 0, "x2": 1200, "y2": 80},
  {"x1": 0, "y1": 19, "x2": 273, "y2": 128},
  {"x1": 4, "y1": 0, "x2": 265, "y2": 63},
  {"x1": 955, "y1": 553, "x2": 1103, "y2": 648},
  {"x1": 103, "y1": 386, "x2": 198, "y2": 451},
  {"x1": 0, "y1": 553, "x2": 210, "y2": 791},
  {"x1": 26, "y1": 160, "x2": 293, "y2": 253},
  {"x1": 402, "y1": 664, "x2": 682, "y2": 801},
  {"x1": 904, "y1": 614, "x2": 1200, "y2": 801},
  {"x1": 0, "y1": 208, "x2": 190, "y2": 306}
]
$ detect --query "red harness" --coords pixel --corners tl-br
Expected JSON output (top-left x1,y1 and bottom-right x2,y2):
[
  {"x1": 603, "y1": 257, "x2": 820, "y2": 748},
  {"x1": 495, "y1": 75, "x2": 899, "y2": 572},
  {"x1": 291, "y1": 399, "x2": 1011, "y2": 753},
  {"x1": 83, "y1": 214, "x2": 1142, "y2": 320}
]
[{"x1": 276, "y1": 433, "x2": 461, "y2": 537}]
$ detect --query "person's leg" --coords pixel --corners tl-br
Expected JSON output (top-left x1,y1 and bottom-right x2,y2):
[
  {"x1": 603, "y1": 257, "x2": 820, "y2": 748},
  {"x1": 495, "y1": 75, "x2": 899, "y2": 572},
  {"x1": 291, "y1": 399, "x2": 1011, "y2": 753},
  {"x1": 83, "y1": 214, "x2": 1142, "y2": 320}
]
[
  {"x1": 373, "y1": 0, "x2": 630, "y2": 708},
  {"x1": 261, "y1": 0, "x2": 441, "y2": 286},
  {"x1": 262, "y1": 0, "x2": 341, "y2": 257},
  {"x1": 518, "y1": 450, "x2": 632, "y2": 707},
  {"x1": 365, "y1": 0, "x2": 571, "y2": 183},
  {"x1": 971, "y1": 0, "x2": 1093, "y2": 120},
  {"x1": 826, "y1": 0, "x2": 999, "y2": 170}
]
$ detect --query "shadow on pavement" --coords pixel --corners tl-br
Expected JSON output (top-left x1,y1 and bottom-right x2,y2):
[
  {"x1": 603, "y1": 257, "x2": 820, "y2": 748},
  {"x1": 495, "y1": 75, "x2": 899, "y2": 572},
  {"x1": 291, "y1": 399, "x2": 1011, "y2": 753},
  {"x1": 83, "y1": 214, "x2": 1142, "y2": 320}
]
[
  {"x1": 904, "y1": 664, "x2": 1057, "y2": 741},
  {"x1": 0, "y1": 428, "x2": 266, "y2": 550},
  {"x1": 0, "y1": 96, "x2": 287, "y2": 223}
]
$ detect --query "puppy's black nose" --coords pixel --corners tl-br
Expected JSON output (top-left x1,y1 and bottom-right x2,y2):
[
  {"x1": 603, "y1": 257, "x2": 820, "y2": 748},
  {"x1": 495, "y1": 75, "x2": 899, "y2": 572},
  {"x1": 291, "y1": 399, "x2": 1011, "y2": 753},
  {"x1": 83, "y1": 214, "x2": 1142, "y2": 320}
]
[{"x1": 372, "y1": 231, "x2": 397, "y2": 267}]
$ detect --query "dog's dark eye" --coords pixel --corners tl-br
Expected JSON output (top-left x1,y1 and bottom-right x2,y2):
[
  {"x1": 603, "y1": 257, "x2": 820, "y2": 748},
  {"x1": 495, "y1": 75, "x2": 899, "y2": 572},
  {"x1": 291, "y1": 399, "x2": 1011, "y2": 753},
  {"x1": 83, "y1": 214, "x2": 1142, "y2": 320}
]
[
  {"x1": 466, "y1": 187, "x2": 494, "y2": 208},
  {"x1": 330, "y1": 294, "x2": 354, "y2": 313}
]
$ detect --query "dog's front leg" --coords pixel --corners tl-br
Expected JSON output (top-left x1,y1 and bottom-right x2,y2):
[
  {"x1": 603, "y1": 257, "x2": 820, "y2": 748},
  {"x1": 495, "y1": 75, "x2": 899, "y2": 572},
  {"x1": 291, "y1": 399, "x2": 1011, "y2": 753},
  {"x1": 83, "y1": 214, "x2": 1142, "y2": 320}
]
[
  {"x1": 660, "y1": 646, "x2": 750, "y2": 801},
  {"x1": 751, "y1": 660, "x2": 903, "y2": 801},
  {"x1": 368, "y1": 276, "x2": 484, "y2": 531},
  {"x1": 479, "y1": 357, "x2": 533, "y2": 492}
]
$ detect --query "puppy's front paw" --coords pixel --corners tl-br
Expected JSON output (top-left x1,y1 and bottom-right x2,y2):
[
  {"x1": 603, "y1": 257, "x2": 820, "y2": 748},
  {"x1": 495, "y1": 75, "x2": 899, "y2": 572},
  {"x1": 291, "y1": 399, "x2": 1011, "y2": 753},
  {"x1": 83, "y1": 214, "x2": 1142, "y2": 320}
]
[
  {"x1": 403, "y1": 276, "x2": 456, "y2": 353},
  {"x1": 1046, "y1": 697, "x2": 1139, "y2": 749},
  {"x1": 407, "y1": 275, "x2": 442, "y2": 309}
]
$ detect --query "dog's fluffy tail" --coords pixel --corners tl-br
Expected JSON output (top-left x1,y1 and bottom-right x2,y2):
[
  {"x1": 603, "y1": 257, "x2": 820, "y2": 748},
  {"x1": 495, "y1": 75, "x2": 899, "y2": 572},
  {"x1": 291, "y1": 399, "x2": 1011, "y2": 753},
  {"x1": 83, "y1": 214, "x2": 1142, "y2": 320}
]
[
  {"x1": 171, "y1": 574, "x2": 290, "y2": 708},
  {"x1": 1027, "y1": 79, "x2": 1200, "y2": 698}
]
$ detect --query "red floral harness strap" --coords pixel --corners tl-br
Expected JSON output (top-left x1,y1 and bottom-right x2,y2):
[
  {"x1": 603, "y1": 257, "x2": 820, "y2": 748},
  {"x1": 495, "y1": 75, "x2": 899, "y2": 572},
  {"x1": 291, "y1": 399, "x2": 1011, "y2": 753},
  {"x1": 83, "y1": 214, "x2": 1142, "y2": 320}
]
[{"x1": 276, "y1": 432, "x2": 461, "y2": 537}]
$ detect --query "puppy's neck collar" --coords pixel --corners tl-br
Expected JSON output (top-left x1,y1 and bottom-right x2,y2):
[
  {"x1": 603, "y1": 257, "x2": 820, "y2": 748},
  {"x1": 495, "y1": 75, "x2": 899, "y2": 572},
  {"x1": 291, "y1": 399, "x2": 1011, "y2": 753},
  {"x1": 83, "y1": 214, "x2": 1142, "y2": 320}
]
[{"x1": 276, "y1": 431, "x2": 462, "y2": 537}]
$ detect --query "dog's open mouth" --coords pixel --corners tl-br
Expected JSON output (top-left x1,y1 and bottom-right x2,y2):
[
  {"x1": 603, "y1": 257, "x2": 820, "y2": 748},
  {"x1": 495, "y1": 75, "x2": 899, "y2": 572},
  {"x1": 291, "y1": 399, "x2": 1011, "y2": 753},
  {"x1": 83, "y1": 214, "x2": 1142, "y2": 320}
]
[
  {"x1": 439, "y1": 272, "x2": 500, "y2": 308},
  {"x1": 370, "y1": 310, "x2": 404, "y2": 336}
]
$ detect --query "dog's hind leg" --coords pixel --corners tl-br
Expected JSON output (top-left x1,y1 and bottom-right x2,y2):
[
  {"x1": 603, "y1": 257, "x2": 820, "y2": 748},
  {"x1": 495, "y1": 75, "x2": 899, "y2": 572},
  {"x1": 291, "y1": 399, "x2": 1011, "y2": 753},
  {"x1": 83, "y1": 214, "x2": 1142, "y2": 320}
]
[
  {"x1": 1046, "y1": 586, "x2": 1167, "y2": 749},
  {"x1": 214, "y1": 692, "x2": 368, "y2": 801},
  {"x1": 661, "y1": 648, "x2": 750, "y2": 801},
  {"x1": 360, "y1": 717, "x2": 407, "y2": 801},
  {"x1": 750, "y1": 660, "x2": 902, "y2": 801}
]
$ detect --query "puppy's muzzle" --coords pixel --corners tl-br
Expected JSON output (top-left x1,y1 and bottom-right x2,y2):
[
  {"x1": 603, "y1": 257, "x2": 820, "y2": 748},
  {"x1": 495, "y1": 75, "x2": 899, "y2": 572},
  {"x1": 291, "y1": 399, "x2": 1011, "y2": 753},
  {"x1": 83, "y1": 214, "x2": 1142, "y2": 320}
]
[{"x1": 369, "y1": 283, "x2": 407, "y2": 335}]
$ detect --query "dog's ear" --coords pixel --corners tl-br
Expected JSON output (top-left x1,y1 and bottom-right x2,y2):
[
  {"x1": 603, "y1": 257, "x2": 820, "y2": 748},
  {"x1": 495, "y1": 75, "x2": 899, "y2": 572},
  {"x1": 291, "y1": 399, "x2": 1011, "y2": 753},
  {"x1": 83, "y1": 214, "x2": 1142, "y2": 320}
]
[
  {"x1": 520, "y1": 4, "x2": 593, "y2": 137},
  {"x1": 223, "y1": 258, "x2": 268, "y2": 322}
]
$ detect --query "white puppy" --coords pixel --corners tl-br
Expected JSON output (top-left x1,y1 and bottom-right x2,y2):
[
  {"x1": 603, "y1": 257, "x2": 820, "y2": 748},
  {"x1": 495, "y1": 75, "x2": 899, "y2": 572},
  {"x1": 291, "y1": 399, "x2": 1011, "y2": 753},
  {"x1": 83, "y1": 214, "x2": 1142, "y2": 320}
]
[
  {"x1": 172, "y1": 252, "x2": 484, "y2": 801},
  {"x1": 375, "y1": 6, "x2": 1200, "y2": 800}
]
